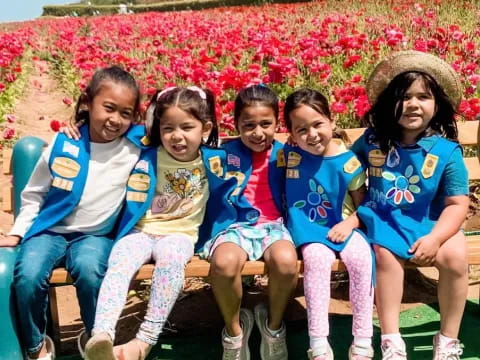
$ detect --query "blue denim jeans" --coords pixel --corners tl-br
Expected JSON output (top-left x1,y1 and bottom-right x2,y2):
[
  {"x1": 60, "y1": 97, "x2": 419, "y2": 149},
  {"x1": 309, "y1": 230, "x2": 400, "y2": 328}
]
[{"x1": 13, "y1": 231, "x2": 113, "y2": 353}]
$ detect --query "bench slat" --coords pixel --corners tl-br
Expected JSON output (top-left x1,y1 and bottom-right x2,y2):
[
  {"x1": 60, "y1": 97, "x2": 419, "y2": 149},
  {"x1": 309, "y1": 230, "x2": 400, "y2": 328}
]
[{"x1": 49, "y1": 235, "x2": 480, "y2": 285}]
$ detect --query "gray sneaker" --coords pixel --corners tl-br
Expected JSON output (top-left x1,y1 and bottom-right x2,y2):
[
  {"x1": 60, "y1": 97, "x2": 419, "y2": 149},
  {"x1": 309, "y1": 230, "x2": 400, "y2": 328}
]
[
  {"x1": 222, "y1": 308, "x2": 254, "y2": 360},
  {"x1": 254, "y1": 303, "x2": 288, "y2": 360}
]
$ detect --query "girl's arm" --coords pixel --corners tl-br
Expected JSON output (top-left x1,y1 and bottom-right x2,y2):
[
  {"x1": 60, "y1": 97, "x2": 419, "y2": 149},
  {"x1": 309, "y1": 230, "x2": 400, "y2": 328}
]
[
  {"x1": 327, "y1": 184, "x2": 366, "y2": 243},
  {"x1": 60, "y1": 119, "x2": 83, "y2": 140},
  {"x1": 409, "y1": 147, "x2": 469, "y2": 264},
  {"x1": 409, "y1": 194, "x2": 469, "y2": 265}
]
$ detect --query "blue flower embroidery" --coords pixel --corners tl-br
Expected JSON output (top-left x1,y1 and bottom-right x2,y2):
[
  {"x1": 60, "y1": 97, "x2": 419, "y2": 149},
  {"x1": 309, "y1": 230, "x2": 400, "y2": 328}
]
[
  {"x1": 293, "y1": 179, "x2": 332, "y2": 224},
  {"x1": 382, "y1": 165, "x2": 421, "y2": 205}
]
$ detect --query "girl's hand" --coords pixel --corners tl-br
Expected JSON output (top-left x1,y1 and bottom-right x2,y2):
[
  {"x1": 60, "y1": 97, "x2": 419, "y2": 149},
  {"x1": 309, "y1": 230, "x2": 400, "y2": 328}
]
[
  {"x1": 60, "y1": 120, "x2": 84, "y2": 140},
  {"x1": 327, "y1": 221, "x2": 354, "y2": 243},
  {"x1": 408, "y1": 235, "x2": 440, "y2": 266},
  {"x1": 0, "y1": 234, "x2": 21, "y2": 247}
]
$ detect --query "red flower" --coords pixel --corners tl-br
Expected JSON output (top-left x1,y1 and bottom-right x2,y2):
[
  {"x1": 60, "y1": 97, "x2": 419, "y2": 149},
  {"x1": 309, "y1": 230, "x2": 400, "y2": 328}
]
[
  {"x1": 50, "y1": 120, "x2": 62, "y2": 132},
  {"x1": 331, "y1": 102, "x2": 348, "y2": 114},
  {"x1": 62, "y1": 97, "x2": 73, "y2": 106},
  {"x1": 3, "y1": 127, "x2": 15, "y2": 140}
]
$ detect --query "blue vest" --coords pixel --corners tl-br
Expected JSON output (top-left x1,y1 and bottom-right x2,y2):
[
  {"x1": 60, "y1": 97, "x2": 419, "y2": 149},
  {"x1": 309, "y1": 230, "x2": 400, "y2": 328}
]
[
  {"x1": 197, "y1": 139, "x2": 287, "y2": 250},
  {"x1": 115, "y1": 145, "x2": 229, "y2": 248},
  {"x1": 22, "y1": 125, "x2": 151, "y2": 242},
  {"x1": 284, "y1": 144, "x2": 365, "y2": 251},
  {"x1": 356, "y1": 130, "x2": 458, "y2": 259}
]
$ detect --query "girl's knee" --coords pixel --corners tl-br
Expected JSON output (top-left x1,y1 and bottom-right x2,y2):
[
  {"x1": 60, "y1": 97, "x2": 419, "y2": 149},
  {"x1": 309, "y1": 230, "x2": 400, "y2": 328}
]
[
  {"x1": 436, "y1": 241, "x2": 468, "y2": 276},
  {"x1": 210, "y1": 250, "x2": 245, "y2": 278},
  {"x1": 373, "y1": 245, "x2": 399, "y2": 269},
  {"x1": 302, "y1": 243, "x2": 335, "y2": 270},
  {"x1": 266, "y1": 246, "x2": 298, "y2": 276}
]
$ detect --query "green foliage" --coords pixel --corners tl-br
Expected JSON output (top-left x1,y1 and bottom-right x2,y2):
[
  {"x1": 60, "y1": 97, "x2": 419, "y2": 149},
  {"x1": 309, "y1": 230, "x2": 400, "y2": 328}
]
[{"x1": 43, "y1": 0, "x2": 310, "y2": 17}]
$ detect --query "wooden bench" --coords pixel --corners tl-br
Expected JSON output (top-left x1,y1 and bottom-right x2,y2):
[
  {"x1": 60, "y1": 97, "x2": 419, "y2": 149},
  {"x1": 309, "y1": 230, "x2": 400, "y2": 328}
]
[{"x1": 2, "y1": 121, "x2": 480, "y2": 348}]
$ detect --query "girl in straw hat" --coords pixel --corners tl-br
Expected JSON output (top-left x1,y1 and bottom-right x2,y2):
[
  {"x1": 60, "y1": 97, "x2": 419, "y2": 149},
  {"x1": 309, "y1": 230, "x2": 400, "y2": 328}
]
[{"x1": 351, "y1": 51, "x2": 468, "y2": 360}]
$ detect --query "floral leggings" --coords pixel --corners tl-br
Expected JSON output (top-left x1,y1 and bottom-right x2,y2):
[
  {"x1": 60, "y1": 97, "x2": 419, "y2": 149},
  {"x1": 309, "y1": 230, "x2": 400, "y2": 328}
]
[
  {"x1": 92, "y1": 231, "x2": 194, "y2": 345},
  {"x1": 302, "y1": 231, "x2": 373, "y2": 339}
]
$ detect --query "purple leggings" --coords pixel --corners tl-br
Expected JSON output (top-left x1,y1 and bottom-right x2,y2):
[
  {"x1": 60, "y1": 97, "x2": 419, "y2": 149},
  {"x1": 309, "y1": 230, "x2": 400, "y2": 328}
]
[{"x1": 301, "y1": 231, "x2": 373, "y2": 339}]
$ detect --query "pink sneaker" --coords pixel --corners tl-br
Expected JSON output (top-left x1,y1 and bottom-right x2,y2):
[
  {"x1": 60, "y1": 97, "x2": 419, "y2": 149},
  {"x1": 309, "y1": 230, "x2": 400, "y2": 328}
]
[
  {"x1": 307, "y1": 343, "x2": 334, "y2": 360},
  {"x1": 349, "y1": 343, "x2": 374, "y2": 359},
  {"x1": 432, "y1": 333, "x2": 463, "y2": 360},
  {"x1": 381, "y1": 339, "x2": 407, "y2": 360}
]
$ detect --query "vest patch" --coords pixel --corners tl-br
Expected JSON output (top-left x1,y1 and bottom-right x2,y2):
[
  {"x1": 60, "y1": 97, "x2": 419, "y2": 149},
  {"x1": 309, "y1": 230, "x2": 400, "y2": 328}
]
[
  {"x1": 277, "y1": 149, "x2": 286, "y2": 167},
  {"x1": 421, "y1": 154, "x2": 439, "y2": 178},
  {"x1": 51, "y1": 157, "x2": 81, "y2": 178},
  {"x1": 134, "y1": 160, "x2": 149, "y2": 172},
  {"x1": 62, "y1": 142, "x2": 79, "y2": 158},
  {"x1": 286, "y1": 169, "x2": 300, "y2": 179},
  {"x1": 344, "y1": 156, "x2": 361, "y2": 174},
  {"x1": 127, "y1": 191, "x2": 147, "y2": 202},
  {"x1": 287, "y1": 151, "x2": 302, "y2": 168},
  {"x1": 208, "y1": 156, "x2": 223, "y2": 177},
  {"x1": 226, "y1": 171, "x2": 246, "y2": 186},
  {"x1": 52, "y1": 176, "x2": 73, "y2": 191},
  {"x1": 369, "y1": 167, "x2": 383, "y2": 177},
  {"x1": 140, "y1": 136, "x2": 150, "y2": 146},
  {"x1": 368, "y1": 149, "x2": 386, "y2": 167},
  {"x1": 227, "y1": 154, "x2": 241, "y2": 168},
  {"x1": 128, "y1": 174, "x2": 150, "y2": 191}
]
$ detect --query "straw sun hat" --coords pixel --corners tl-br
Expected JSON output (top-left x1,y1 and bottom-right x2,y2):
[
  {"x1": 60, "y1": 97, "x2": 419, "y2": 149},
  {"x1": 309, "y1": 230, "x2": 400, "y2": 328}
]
[{"x1": 366, "y1": 50, "x2": 463, "y2": 109}]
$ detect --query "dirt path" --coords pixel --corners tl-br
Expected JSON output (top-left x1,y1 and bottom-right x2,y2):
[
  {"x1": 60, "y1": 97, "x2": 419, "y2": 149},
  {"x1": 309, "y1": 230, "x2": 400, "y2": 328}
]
[{"x1": 0, "y1": 60, "x2": 73, "y2": 232}]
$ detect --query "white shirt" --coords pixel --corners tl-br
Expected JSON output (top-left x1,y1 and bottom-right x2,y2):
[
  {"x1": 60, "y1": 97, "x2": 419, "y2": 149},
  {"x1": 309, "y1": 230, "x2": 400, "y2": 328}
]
[{"x1": 9, "y1": 134, "x2": 141, "y2": 237}]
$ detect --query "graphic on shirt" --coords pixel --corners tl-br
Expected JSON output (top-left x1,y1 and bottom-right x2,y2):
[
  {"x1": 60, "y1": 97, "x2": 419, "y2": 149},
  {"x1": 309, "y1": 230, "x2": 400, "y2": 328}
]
[
  {"x1": 382, "y1": 165, "x2": 421, "y2": 205},
  {"x1": 150, "y1": 167, "x2": 203, "y2": 217},
  {"x1": 293, "y1": 179, "x2": 332, "y2": 225}
]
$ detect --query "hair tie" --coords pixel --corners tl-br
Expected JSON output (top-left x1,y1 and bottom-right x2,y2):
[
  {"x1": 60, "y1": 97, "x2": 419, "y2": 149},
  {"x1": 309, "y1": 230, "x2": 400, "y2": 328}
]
[{"x1": 187, "y1": 86, "x2": 207, "y2": 100}]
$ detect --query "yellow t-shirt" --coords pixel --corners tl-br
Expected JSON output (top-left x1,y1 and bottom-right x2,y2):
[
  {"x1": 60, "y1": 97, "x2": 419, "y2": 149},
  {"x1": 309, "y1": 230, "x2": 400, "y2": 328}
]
[{"x1": 135, "y1": 147, "x2": 209, "y2": 243}]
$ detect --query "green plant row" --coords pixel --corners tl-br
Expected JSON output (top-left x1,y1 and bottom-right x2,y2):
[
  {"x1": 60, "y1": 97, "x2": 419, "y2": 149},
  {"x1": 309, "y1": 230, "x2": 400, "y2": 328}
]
[{"x1": 43, "y1": 0, "x2": 309, "y2": 17}]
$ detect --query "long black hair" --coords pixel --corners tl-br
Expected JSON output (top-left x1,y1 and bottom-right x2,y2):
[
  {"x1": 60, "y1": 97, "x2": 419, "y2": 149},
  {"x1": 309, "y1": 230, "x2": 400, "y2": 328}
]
[{"x1": 363, "y1": 71, "x2": 458, "y2": 153}]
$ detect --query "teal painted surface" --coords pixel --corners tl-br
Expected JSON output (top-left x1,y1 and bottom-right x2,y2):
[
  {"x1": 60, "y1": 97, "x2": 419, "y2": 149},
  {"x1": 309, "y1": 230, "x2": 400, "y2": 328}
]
[
  {"x1": 12, "y1": 136, "x2": 46, "y2": 216},
  {"x1": 0, "y1": 247, "x2": 22, "y2": 359}
]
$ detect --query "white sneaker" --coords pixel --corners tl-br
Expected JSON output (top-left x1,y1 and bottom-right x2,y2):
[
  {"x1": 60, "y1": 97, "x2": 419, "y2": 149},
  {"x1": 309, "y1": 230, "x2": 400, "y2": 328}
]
[
  {"x1": 349, "y1": 343, "x2": 374, "y2": 359},
  {"x1": 254, "y1": 303, "x2": 288, "y2": 360},
  {"x1": 222, "y1": 308, "x2": 254, "y2": 360},
  {"x1": 307, "y1": 342, "x2": 334, "y2": 360},
  {"x1": 381, "y1": 339, "x2": 407, "y2": 360},
  {"x1": 432, "y1": 332, "x2": 463, "y2": 360}
]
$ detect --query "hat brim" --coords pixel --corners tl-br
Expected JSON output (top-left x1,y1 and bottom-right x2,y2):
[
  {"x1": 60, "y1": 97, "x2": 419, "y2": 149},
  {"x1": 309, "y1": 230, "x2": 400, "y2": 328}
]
[{"x1": 366, "y1": 50, "x2": 462, "y2": 109}]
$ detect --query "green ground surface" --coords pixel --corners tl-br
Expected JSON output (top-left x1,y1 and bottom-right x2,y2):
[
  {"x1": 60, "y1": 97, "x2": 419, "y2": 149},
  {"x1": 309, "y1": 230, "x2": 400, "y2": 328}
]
[{"x1": 61, "y1": 299, "x2": 480, "y2": 360}]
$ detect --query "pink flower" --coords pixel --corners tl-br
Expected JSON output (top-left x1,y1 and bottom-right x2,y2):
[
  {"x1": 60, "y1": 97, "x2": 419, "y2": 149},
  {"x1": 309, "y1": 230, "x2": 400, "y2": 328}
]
[
  {"x1": 3, "y1": 127, "x2": 15, "y2": 140},
  {"x1": 331, "y1": 102, "x2": 348, "y2": 114},
  {"x1": 62, "y1": 97, "x2": 73, "y2": 106},
  {"x1": 6, "y1": 114, "x2": 16, "y2": 123}
]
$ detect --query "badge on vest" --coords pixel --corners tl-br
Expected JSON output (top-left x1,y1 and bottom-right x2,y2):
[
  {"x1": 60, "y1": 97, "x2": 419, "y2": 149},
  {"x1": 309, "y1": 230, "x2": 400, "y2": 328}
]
[
  {"x1": 52, "y1": 177, "x2": 73, "y2": 191},
  {"x1": 127, "y1": 191, "x2": 147, "y2": 202},
  {"x1": 134, "y1": 160, "x2": 149, "y2": 173},
  {"x1": 209, "y1": 156, "x2": 223, "y2": 177},
  {"x1": 51, "y1": 157, "x2": 81, "y2": 178},
  {"x1": 277, "y1": 149, "x2": 286, "y2": 167},
  {"x1": 128, "y1": 174, "x2": 150, "y2": 191},
  {"x1": 286, "y1": 169, "x2": 299, "y2": 179},
  {"x1": 62, "y1": 142, "x2": 79, "y2": 158},
  {"x1": 368, "y1": 149, "x2": 386, "y2": 167},
  {"x1": 140, "y1": 136, "x2": 150, "y2": 146},
  {"x1": 421, "y1": 154, "x2": 439, "y2": 178},
  {"x1": 226, "y1": 171, "x2": 246, "y2": 186},
  {"x1": 287, "y1": 152, "x2": 302, "y2": 168},
  {"x1": 344, "y1": 156, "x2": 361, "y2": 174}
]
